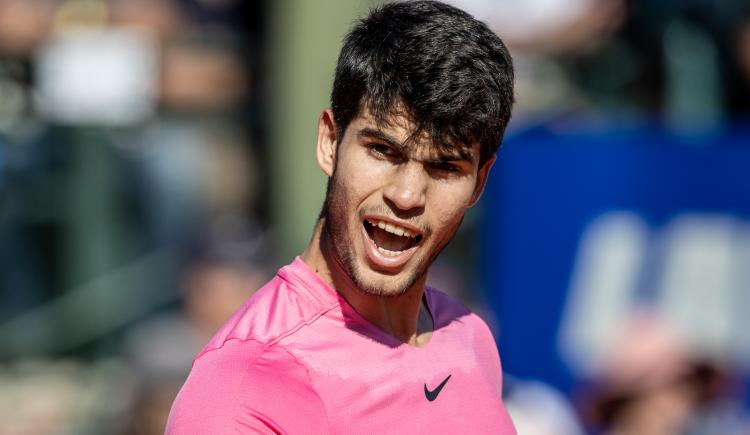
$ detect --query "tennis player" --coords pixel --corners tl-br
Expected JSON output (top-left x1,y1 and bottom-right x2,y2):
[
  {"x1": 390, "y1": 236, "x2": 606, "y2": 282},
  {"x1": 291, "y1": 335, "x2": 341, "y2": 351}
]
[{"x1": 166, "y1": 1, "x2": 515, "y2": 433}]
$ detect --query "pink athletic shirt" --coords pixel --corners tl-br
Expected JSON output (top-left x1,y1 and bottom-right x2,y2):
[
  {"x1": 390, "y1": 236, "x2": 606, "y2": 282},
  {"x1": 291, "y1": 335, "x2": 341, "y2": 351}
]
[{"x1": 166, "y1": 257, "x2": 516, "y2": 434}]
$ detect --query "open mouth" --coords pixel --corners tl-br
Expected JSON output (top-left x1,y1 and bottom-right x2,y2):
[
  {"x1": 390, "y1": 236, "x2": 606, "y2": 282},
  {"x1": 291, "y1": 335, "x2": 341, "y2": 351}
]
[{"x1": 363, "y1": 218, "x2": 423, "y2": 257}]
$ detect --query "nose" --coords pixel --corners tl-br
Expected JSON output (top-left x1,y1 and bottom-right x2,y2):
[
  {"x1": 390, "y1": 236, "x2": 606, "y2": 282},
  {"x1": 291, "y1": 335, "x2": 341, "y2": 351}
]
[{"x1": 382, "y1": 163, "x2": 427, "y2": 211}]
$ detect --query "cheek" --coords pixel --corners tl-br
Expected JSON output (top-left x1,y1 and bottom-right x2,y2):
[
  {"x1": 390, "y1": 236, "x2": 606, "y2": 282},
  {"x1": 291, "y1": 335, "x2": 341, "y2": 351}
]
[
  {"x1": 433, "y1": 208, "x2": 464, "y2": 234},
  {"x1": 337, "y1": 154, "x2": 386, "y2": 199},
  {"x1": 431, "y1": 183, "x2": 475, "y2": 225},
  {"x1": 330, "y1": 160, "x2": 376, "y2": 217}
]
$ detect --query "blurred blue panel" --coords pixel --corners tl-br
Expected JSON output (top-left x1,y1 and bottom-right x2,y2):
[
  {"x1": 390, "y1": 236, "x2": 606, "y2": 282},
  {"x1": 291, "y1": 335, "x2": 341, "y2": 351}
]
[{"x1": 480, "y1": 121, "x2": 750, "y2": 393}]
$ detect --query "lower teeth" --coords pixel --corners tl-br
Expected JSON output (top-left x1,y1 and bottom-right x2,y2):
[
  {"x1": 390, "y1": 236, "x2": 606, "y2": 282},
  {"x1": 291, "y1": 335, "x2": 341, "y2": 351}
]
[{"x1": 377, "y1": 246, "x2": 403, "y2": 257}]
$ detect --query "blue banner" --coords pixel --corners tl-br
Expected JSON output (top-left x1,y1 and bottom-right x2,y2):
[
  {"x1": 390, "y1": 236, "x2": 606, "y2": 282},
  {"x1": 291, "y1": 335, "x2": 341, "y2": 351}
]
[{"x1": 481, "y1": 121, "x2": 750, "y2": 394}]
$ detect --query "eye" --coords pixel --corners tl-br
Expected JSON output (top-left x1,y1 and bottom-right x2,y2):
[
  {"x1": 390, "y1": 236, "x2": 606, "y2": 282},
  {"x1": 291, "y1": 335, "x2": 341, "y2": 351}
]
[
  {"x1": 367, "y1": 143, "x2": 397, "y2": 159},
  {"x1": 429, "y1": 161, "x2": 461, "y2": 173}
]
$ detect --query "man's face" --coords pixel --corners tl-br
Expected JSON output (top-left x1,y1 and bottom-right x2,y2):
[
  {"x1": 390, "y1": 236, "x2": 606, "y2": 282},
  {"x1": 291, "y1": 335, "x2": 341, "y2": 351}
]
[{"x1": 317, "y1": 108, "x2": 494, "y2": 297}]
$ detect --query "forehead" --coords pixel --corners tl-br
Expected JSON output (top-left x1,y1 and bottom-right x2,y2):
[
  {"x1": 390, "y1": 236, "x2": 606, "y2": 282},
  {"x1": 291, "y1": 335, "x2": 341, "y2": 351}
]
[{"x1": 346, "y1": 108, "x2": 478, "y2": 161}]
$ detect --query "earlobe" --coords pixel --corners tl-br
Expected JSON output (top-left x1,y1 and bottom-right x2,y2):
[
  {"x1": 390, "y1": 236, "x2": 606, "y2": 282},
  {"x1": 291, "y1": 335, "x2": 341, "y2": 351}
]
[
  {"x1": 468, "y1": 155, "x2": 496, "y2": 208},
  {"x1": 316, "y1": 109, "x2": 338, "y2": 177}
]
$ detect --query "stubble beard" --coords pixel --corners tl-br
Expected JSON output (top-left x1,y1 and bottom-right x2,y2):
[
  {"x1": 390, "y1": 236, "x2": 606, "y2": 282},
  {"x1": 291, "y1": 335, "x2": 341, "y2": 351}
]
[{"x1": 321, "y1": 175, "x2": 434, "y2": 298}]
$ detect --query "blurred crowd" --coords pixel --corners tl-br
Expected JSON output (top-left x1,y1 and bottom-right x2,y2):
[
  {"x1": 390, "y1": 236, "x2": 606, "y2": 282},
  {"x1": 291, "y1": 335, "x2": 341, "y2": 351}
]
[
  {"x1": 1, "y1": 0, "x2": 268, "y2": 433},
  {"x1": 460, "y1": 0, "x2": 750, "y2": 126},
  {"x1": 1, "y1": 0, "x2": 750, "y2": 434}
]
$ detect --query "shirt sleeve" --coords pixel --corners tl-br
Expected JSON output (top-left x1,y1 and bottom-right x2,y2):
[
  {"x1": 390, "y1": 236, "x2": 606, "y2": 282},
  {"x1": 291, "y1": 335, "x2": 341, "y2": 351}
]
[{"x1": 165, "y1": 338, "x2": 329, "y2": 434}]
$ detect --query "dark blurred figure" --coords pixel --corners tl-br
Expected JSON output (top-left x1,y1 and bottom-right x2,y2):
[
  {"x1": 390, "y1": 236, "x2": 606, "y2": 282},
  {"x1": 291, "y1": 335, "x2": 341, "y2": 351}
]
[
  {"x1": 448, "y1": 0, "x2": 627, "y2": 116},
  {"x1": 559, "y1": 0, "x2": 750, "y2": 122},
  {"x1": 736, "y1": 17, "x2": 750, "y2": 107},
  {"x1": 452, "y1": 0, "x2": 750, "y2": 122},
  {"x1": 121, "y1": 218, "x2": 270, "y2": 435},
  {"x1": 583, "y1": 312, "x2": 748, "y2": 435}
]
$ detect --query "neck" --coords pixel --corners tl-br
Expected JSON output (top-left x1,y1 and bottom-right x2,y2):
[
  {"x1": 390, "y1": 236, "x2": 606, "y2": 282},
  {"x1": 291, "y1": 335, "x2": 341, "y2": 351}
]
[{"x1": 300, "y1": 219, "x2": 433, "y2": 346}]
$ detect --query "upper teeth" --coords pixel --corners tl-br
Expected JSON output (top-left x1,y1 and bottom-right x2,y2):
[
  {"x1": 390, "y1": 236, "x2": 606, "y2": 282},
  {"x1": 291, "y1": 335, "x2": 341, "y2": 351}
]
[{"x1": 367, "y1": 219, "x2": 417, "y2": 238}]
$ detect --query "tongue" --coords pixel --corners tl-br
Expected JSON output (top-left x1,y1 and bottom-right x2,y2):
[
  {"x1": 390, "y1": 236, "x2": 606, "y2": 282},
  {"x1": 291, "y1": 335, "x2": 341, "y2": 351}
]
[{"x1": 371, "y1": 226, "x2": 412, "y2": 251}]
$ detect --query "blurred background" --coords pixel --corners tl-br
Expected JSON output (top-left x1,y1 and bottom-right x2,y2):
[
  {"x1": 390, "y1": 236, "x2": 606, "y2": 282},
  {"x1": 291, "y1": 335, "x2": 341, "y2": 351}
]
[{"x1": 1, "y1": 0, "x2": 749, "y2": 434}]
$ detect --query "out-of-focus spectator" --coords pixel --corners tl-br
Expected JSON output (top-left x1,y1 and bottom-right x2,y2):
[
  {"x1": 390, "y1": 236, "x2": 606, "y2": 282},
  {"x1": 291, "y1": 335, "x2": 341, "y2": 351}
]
[
  {"x1": 447, "y1": 0, "x2": 627, "y2": 116},
  {"x1": 582, "y1": 311, "x2": 748, "y2": 435},
  {"x1": 452, "y1": 0, "x2": 625, "y2": 55},
  {"x1": 1, "y1": 0, "x2": 265, "y2": 432},
  {"x1": 121, "y1": 217, "x2": 270, "y2": 435},
  {"x1": 0, "y1": 0, "x2": 58, "y2": 57},
  {"x1": 160, "y1": 33, "x2": 249, "y2": 113},
  {"x1": 110, "y1": 0, "x2": 185, "y2": 41},
  {"x1": 129, "y1": 119, "x2": 258, "y2": 249},
  {"x1": 451, "y1": 0, "x2": 750, "y2": 120},
  {"x1": 504, "y1": 375, "x2": 585, "y2": 435},
  {"x1": 737, "y1": 19, "x2": 750, "y2": 91}
]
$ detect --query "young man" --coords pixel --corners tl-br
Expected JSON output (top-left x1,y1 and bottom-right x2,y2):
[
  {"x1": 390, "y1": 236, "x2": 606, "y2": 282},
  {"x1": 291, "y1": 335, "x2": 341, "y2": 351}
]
[{"x1": 166, "y1": 1, "x2": 516, "y2": 433}]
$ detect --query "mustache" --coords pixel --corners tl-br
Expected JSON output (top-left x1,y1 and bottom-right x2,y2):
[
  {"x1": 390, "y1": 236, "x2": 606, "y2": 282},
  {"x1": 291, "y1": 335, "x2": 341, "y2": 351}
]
[{"x1": 359, "y1": 205, "x2": 432, "y2": 236}]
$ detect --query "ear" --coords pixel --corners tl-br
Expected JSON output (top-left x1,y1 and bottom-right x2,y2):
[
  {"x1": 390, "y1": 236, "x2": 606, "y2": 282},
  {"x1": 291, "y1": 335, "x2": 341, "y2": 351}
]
[
  {"x1": 467, "y1": 155, "x2": 496, "y2": 208},
  {"x1": 316, "y1": 108, "x2": 338, "y2": 177}
]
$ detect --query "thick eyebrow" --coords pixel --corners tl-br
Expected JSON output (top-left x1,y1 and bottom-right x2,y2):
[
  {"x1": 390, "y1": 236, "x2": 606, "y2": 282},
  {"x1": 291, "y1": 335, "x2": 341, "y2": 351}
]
[
  {"x1": 358, "y1": 127, "x2": 404, "y2": 150},
  {"x1": 358, "y1": 127, "x2": 475, "y2": 164}
]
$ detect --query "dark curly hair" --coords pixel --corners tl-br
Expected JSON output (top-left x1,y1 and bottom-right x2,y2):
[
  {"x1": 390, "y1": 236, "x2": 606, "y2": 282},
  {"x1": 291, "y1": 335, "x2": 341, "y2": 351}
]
[{"x1": 331, "y1": 0, "x2": 514, "y2": 165}]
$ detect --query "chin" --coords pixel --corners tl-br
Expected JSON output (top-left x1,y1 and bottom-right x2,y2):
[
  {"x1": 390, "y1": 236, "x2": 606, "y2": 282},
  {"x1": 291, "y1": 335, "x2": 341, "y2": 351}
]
[{"x1": 348, "y1": 254, "x2": 427, "y2": 298}]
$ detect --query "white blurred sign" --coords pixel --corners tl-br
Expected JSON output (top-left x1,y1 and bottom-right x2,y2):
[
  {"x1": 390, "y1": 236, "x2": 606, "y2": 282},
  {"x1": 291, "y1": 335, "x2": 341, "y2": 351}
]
[
  {"x1": 35, "y1": 29, "x2": 157, "y2": 126},
  {"x1": 560, "y1": 212, "x2": 750, "y2": 374}
]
